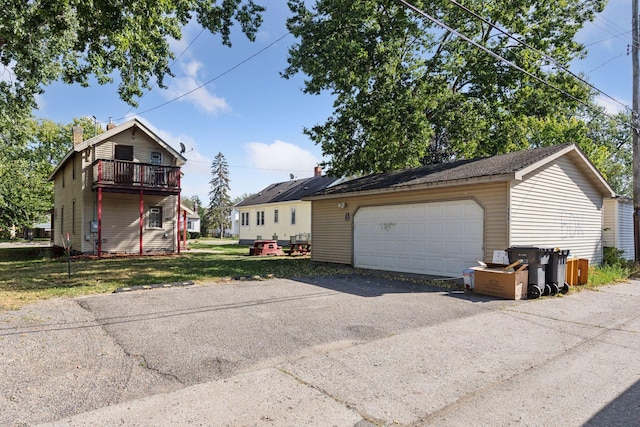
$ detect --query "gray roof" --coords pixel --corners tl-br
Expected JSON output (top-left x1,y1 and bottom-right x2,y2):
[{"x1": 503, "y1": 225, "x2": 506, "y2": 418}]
[
  {"x1": 307, "y1": 144, "x2": 613, "y2": 198},
  {"x1": 236, "y1": 175, "x2": 340, "y2": 207}
]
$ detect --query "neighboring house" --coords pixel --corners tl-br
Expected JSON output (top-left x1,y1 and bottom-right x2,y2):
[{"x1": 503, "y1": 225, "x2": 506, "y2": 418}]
[
  {"x1": 230, "y1": 207, "x2": 240, "y2": 237},
  {"x1": 180, "y1": 205, "x2": 201, "y2": 234},
  {"x1": 603, "y1": 196, "x2": 635, "y2": 261},
  {"x1": 304, "y1": 144, "x2": 615, "y2": 278},
  {"x1": 49, "y1": 118, "x2": 186, "y2": 255},
  {"x1": 236, "y1": 167, "x2": 339, "y2": 245}
]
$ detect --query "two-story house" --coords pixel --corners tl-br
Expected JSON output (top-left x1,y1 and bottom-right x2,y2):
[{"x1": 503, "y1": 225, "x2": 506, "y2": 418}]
[
  {"x1": 236, "y1": 167, "x2": 339, "y2": 245},
  {"x1": 49, "y1": 118, "x2": 186, "y2": 256}
]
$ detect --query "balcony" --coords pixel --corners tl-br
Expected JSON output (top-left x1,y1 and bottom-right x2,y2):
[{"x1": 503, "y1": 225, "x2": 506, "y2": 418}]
[{"x1": 92, "y1": 159, "x2": 181, "y2": 195}]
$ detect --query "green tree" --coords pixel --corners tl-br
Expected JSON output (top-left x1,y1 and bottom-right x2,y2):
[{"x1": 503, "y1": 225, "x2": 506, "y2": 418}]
[
  {"x1": 207, "y1": 152, "x2": 232, "y2": 238},
  {"x1": 284, "y1": 0, "x2": 606, "y2": 176},
  {"x1": 0, "y1": 116, "x2": 100, "y2": 236},
  {"x1": 0, "y1": 0, "x2": 264, "y2": 124}
]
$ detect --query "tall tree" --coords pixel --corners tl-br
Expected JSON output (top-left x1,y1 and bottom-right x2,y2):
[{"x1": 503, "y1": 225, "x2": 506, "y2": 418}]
[
  {"x1": 284, "y1": 0, "x2": 607, "y2": 176},
  {"x1": 207, "y1": 152, "x2": 232, "y2": 238},
  {"x1": 0, "y1": 1, "x2": 264, "y2": 127},
  {"x1": 0, "y1": 116, "x2": 100, "y2": 236}
]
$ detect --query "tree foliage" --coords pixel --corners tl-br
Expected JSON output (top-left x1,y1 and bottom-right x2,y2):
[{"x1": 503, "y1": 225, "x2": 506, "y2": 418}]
[
  {"x1": 0, "y1": 116, "x2": 100, "y2": 234},
  {"x1": 0, "y1": 0, "x2": 264, "y2": 122},
  {"x1": 207, "y1": 152, "x2": 232, "y2": 238},
  {"x1": 284, "y1": 0, "x2": 609, "y2": 177}
]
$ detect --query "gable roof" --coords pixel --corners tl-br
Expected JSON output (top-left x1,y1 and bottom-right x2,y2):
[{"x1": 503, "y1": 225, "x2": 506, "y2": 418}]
[
  {"x1": 49, "y1": 118, "x2": 186, "y2": 180},
  {"x1": 305, "y1": 144, "x2": 615, "y2": 199},
  {"x1": 236, "y1": 175, "x2": 340, "y2": 207}
]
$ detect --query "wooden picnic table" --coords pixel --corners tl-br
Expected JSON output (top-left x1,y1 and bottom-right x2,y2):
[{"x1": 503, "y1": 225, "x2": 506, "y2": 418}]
[
  {"x1": 249, "y1": 240, "x2": 283, "y2": 256},
  {"x1": 285, "y1": 242, "x2": 311, "y2": 256}
]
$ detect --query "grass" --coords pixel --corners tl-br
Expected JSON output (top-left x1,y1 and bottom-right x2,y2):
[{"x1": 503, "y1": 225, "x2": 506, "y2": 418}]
[
  {"x1": 0, "y1": 244, "x2": 353, "y2": 311},
  {"x1": 0, "y1": 240, "x2": 636, "y2": 310}
]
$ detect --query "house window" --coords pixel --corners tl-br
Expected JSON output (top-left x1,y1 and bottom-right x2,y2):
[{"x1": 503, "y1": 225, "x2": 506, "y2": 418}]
[
  {"x1": 256, "y1": 211, "x2": 265, "y2": 226},
  {"x1": 148, "y1": 207, "x2": 163, "y2": 229},
  {"x1": 60, "y1": 206, "x2": 64, "y2": 234},
  {"x1": 62, "y1": 166, "x2": 65, "y2": 188},
  {"x1": 274, "y1": 209, "x2": 279, "y2": 223},
  {"x1": 115, "y1": 144, "x2": 134, "y2": 161},
  {"x1": 72, "y1": 154, "x2": 77, "y2": 179},
  {"x1": 150, "y1": 152, "x2": 162, "y2": 165},
  {"x1": 187, "y1": 219, "x2": 194, "y2": 231},
  {"x1": 241, "y1": 212, "x2": 249, "y2": 226},
  {"x1": 291, "y1": 207, "x2": 296, "y2": 225},
  {"x1": 72, "y1": 200, "x2": 76, "y2": 234}
]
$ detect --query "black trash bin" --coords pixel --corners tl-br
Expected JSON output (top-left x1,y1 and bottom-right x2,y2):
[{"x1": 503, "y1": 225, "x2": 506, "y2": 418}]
[
  {"x1": 506, "y1": 247, "x2": 552, "y2": 298},
  {"x1": 546, "y1": 249, "x2": 571, "y2": 295}
]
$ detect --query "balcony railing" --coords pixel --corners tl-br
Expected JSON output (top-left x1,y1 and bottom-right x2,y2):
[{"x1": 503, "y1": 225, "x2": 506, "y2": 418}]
[{"x1": 92, "y1": 159, "x2": 180, "y2": 192}]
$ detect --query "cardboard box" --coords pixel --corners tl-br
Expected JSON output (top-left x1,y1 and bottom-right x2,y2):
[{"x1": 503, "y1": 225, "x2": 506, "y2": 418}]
[{"x1": 474, "y1": 266, "x2": 528, "y2": 300}]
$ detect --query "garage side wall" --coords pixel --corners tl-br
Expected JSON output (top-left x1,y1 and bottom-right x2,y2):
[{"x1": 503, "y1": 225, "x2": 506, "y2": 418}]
[
  {"x1": 509, "y1": 156, "x2": 604, "y2": 264},
  {"x1": 310, "y1": 182, "x2": 509, "y2": 265}
]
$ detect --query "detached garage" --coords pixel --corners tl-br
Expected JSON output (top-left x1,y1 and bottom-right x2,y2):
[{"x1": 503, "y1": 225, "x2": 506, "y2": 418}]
[{"x1": 305, "y1": 144, "x2": 615, "y2": 277}]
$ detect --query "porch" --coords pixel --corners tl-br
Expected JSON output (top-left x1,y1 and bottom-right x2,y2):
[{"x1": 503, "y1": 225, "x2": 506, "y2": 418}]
[{"x1": 92, "y1": 159, "x2": 181, "y2": 195}]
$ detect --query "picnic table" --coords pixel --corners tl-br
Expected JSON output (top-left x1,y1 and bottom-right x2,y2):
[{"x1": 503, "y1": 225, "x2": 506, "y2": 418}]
[
  {"x1": 249, "y1": 240, "x2": 283, "y2": 256},
  {"x1": 285, "y1": 242, "x2": 311, "y2": 256}
]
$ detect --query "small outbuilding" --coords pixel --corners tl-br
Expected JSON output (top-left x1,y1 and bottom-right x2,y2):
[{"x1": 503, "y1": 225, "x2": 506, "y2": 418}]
[
  {"x1": 304, "y1": 144, "x2": 615, "y2": 278},
  {"x1": 603, "y1": 196, "x2": 635, "y2": 261}
]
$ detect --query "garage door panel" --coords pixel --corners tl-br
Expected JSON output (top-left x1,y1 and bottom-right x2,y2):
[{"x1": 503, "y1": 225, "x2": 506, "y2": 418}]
[{"x1": 354, "y1": 200, "x2": 484, "y2": 277}]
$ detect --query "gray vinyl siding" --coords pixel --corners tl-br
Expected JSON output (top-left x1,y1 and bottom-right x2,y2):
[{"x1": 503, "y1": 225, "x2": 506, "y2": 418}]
[
  {"x1": 311, "y1": 182, "x2": 508, "y2": 265},
  {"x1": 603, "y1": 198, "x2": 635, "y2": 260},
  {"x1": 509, "y1": 156, "x2": 604, "y2": 264}
]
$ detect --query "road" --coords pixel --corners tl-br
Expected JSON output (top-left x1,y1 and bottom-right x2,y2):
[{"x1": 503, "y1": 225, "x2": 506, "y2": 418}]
[{"x1": 0, "y1": 275, "x2": 638, "y2": 426}]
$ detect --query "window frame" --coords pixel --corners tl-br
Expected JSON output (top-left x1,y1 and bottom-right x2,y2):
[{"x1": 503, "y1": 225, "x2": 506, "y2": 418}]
[
  {"x1": 290, "y1": 207, "x2": 296, "y2": 225},
  {"x1": 148, "y1": 206, "x2": 163, "y2": 229},
  {"x1": 256, "y1": 210, "x2": 265, "y2": 226}
]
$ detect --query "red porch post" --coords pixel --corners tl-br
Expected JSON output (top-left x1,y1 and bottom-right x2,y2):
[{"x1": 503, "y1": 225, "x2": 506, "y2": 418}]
[
  {"x1": 140, "y1": 190, "x2": 144, "y2": 255},
  {"x1": 183, "y1": 209, "x2": 187, "y2": 250},
  {"x1": 177, "y1": 172, "x2": 181, "y2": 255},
  {"x1": 97, "y1": 187, "x2": 102, "y2": 257}
]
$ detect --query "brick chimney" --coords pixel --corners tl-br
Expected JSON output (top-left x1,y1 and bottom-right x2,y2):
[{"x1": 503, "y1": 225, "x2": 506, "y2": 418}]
[
  {"x1": 72, "y1": 125, "x2": 83, "y2": 146},
  {"x1": 106, "y1": 118, "x2": 116, "y2": 130},
  {"x1": 314, "y1": 166, "x2": 322, "y2": 177}
]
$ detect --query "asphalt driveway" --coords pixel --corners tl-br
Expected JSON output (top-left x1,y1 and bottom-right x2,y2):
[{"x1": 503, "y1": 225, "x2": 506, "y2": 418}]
[{"x1": 1, "y1": 274, "x2": 639, "y2": 426}]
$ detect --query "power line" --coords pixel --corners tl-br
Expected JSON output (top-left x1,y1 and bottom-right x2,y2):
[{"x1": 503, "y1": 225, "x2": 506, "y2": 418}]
[
  {"x1": 117, "y1": 32, "x2": 291, "y2": 121},
  {"x1": 397, "y1": 0, "x2": 635, "y2": 131},
  {"x1": 122, "y1": 28, "x2": 207, "y2": 118},
  {"x1": 444, "y1": 0, "x2": 630, "y2": 114}
]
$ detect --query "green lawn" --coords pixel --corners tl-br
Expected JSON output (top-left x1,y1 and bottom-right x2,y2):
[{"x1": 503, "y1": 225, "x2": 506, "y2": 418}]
[{"x1": 0, "y1": 244, "x2": 353, "y2": 311}]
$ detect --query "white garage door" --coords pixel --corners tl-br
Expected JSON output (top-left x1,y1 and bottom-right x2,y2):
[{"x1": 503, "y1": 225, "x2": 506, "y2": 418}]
[{"x1": 354, "y1": 200, "x2": 484, "y2": 277}]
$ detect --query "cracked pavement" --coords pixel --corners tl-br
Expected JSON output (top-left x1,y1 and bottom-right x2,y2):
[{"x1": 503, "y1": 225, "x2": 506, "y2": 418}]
[{"x1": 1, "y1": 275, "x2": 639, "y2": 426}]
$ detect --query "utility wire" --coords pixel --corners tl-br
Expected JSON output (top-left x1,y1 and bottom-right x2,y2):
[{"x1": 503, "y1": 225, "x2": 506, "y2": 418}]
[
  {"x1": 397, "y1": 0, "x2": 635, "y2": 131},
  {"x1": 444, "y1": 0, "x2": 630, "y2": 114},
  {"x1": 117, "y1": 32, "x2": 291, "y2": 121},
  {"x1": 122, "y1": 27, "x2": 207, "y2": 118}
]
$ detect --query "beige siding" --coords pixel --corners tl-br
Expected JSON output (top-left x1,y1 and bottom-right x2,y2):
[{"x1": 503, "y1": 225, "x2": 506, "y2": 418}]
[
  {"x1": 94, "y1": 132, "x2": 175, "y2": 165},
  {"x1": 99, "y1": 193, "x2": 178, "y2": 254},
  {"x1": 510, "y1": 156, "x2": 604, "y2": 264},
  {"x1": 238, "y1": 201, "x2": 312, "y2": 243},
  {"x1": 311, "y1": 182, "x2": 508, "y2": 265}
]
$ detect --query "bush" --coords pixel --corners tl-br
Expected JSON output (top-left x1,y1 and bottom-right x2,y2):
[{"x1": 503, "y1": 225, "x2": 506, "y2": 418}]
[
  {"x1": 603, "y1": 246, "x2": 627, "y2": 267},
  {"x1": 188, "y1": 232, "x2": 200, "y2": 239}
]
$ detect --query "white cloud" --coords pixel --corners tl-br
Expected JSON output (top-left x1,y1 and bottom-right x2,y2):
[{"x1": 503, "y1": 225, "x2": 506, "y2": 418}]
[
  {"x1": 244, "y1": 140, "x2": 320, "y2": 178},
  {"x1": 163, "y1": 60, "x2": 229, "y2": 115}
]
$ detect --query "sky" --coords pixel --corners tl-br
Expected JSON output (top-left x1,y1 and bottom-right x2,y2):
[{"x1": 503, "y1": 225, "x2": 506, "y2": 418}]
[{"x1": 33, "y1": 1, "x2": 633, "y2": 203}]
